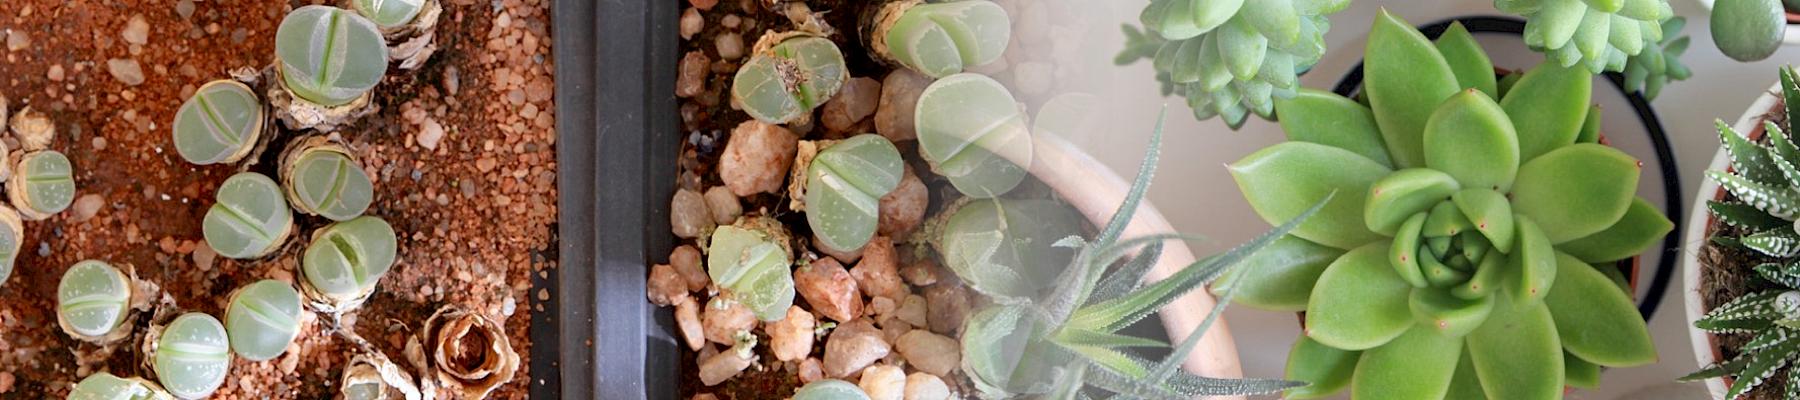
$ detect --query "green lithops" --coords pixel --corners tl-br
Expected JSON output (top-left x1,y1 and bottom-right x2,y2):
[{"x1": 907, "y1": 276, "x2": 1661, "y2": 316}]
[
  {"x1": 57, "y1": 260, "x2": 134, "y2": 342},
  {"x1": 171, "y1": 80, "x2": 265, "y2": 165},
  {"x1": 806, "y1": 134, "x2": 904, "y2": 253},
  {"x1": 707, "y1": 219, "x2": 795, "y2": 321},
  {"x1": 67, "y1": 372, "x2": 175, "y2": 400},
  {"x1": 1121, "y1": 0, "x2": 1345, "y2": 127},
  {"x1": 935, "y1": 198, "x2": 1082, "y2": 301},
  {"x1": 867, "y1": 0, "x2": 1011, "y2": 78},
  {"x1": 281, "y1": 137, "x2": 374, "y2": 221},
  {"x1": 1501, "y1": 0, "x2": 1675, "y2": 73},
  {"x1": 275, "y1": 5, "x2": 390, "y2": 106},
  {"x1": 731, "y1": 33, "x2": 848, "y2": 125},
  {"x1": 11, "y1": 150, "x2": 76, "y2": 220},
  {"x1": 915, "y1": 73, "x2": 1031, "y2": 198},
  {"x1": 1623, "y1": 16, "x2": 1691, "y2": 100},
  {"x1": 1711, "y1": 0, "x2": 1788, "y2": 62},
  {"x1": 792, "y1": 379, "x2": 872, "y2": 400},
  {"x1": 152, "y1": 313, "x2": 231, "y2": 400},
  {"x1": 300, "y1": 216, "x2": 398, "y2": 311},
  {"x1": 203, "y1": 173, "x2": 294, "y2": 259},
  {"x1": 225, "y1": 280, "x2": 303, "y2": 361},
  {"x1": 351, "y1": 0, "x2": 425, "y2": 29},
  {"x1": 0, "y1": 206, "x2": 21, "y2": 288}
]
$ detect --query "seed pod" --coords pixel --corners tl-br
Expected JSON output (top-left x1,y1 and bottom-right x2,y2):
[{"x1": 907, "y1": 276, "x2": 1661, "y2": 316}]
[
  {"x1": 10, "y1": 150, "x2": 76, "y2": 220},
  {"x1": 793, "y1": 379, "x2": 872, "y2": 400},
  {"x1": 68, "y1": 372, "x2": 176, "y2": 400},
  {"x1": 299, "y1": 216, "x2": 398, "y2": 313},
  {"x1": 731, "y1": 32, "x2": 849, "y2": 125},
  {"x1": 708, "y1": 218, "x2": 797, "y2": 322},
  {"x1": 405, "y1": 306, "x2": 520, "y2": 400},
  {"x1": 914, "y1": 73, "x2": 1031, "y2": 198},
  {"x1": 0, "y1": 206, "x2": 21, "y2": 288},
  {"x1": 352, "y1": 0, "x2": 425, "y2": 28},
  {"x1": 804, "y1": 134, "x2": 905, "y2": 253},
  {"x1": 203, "y1": 172, "x2": 295, "y2": 259},
  {"x1": 275, "y1": 5, "x2": 389, "y2": 107},
  {"x1": 149, "y1": 313, "x2": 232, "y2": 400},
  {"x1": 341, "y1": 352, "x2": 425, "y2": 400},
  {"x1": 57, "y1": 260, "x2": 136, "y2": 343},
  {"x1": 172, "y1": 80, "x2": 266, "y2": 165},
  {"x1": 224, "y1": 280, "x2": 304, "y2": 361},
  {"x1": 864, "y1": 0, "x2": 1011, "y2": 78},
  {"x1": 280, "y1": 135, "x2": 374, "y2": 221}
]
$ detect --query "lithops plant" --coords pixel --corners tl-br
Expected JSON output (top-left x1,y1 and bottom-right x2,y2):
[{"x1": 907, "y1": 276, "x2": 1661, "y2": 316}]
[
  {"x1": 148, "y1": 313, "x2": 231, "y2": 400},
  {"x1": 1499, "y1": 0, "x2": 1676, "y2": 73},
  {"x1": 203, "y1": 172, "x2": 295, "y2": 260},
  {"x1": 1622, "y1": 16, "x2": 1691, "y2": 100},
  {"x1": 10, "y1": 150, "x2": 76, "y2": 220},
  {"x1": 933, "y1": 197, "x2": 1083, "y2": 302},
  {"x1": 793, "y1": 379, "x2": 871, "y2": 400},
  {"x1": 171, "y1": 80, "x2": 266, "y2": 165},
  {"x1": 862, "y1": 0, "x2": 1010, "y2": 78},
  {"x1": 67, "y1": 372, "x2": 176, "y2": 400},
  {"x1": 1119, "y1": 0, "x2": 1346, "y2": 127},
  {"x1": 58, "y1": 260, "x2": 142, "y2": 344},
  {"x1": 0, "y1": 205, "x2": 21, "y2": 288},
  {"x1": 405, "y1": 305, "x2": 520, "y2": 400},
  {"x1": 731, "y1": 32, "x2": 848, "y2": 125},
  {"x1": 915, "y1": 73, "x2": 1031, "y2": 198},
  {"x1": 951, "y1": 116, "x2": 1310, "y2": 398},
  {"x1": 1704, "y1": 67, "x2": 1800, "y2": 260},
  {"x1": 350, "y1": 0, "x2": 441, "y2": 69},
  {"x1": 299, "y1": 216, "x2": 398, "y2": 313},
  {"x1": 803, "y1": 134, "x2": 904, "y2": 253},
  {"x1": 352, "y1": 0, "x2": 426, "y2": 29},
  {"x1": 1225, "y1": 12, "x2": 1667, "y2": 398},
  {"x1": 224, "y1": 280, "x2": 304, "y2": 361},
  {"x1": 274, "y1": 5, "x2": 389, "y2": 107},
  {"x1": 707, "y1": 217, "x2": 796, "y2": 321},
  {"x1": 280, "y1": 136, "x2": 374, "y2": 221}
]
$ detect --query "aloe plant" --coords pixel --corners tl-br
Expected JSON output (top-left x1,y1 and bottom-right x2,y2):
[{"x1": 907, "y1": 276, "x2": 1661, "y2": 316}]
[
  {"x1": 1685, "y1": 272, "x2": 1800, "y2": 398},
  {"x1": 806, "y1": 134, "x2": 904, "y2": 253},
  {"x1": 351, "y1": 0, "x2": 425, "y2": 29},
  {"x1": 57, "y1": 260, "x2": 134, "y2": 341},
  {"x1": 152, "y1": 312, "x2": 231, "y2": 400},
  {"x1": 299, "y1": 216, "x2": 397, "y2": 311},
  {"x1": 224, "y1": 280, "x2": 303, "y2": 361},
  {"x1": 792, "y1": 379, "x2": 871, "y2": 400},
  {"x1": 1704, "y1": 67, "x2": 1800, "y2": 260},
  {"x1": 1117, "y1": 0, "x2": 1346, "y2": 128},
  {"x1": 1225, "y1": 11, "x2": 1666, "y2": 399},
  {"x1": 281, "y1": 138, "x2": 374, "y2": 221},
  {"x1": 203, "y1": 172, "x2": 294, "y2": 259},
  {"x1": 707, "y1": 217, "x2": 795, "y2": 321},
  {"x1": 1500, "y1": 0, "x2": 1675, "y2": 73},
  {"x1": 1622, "y1": 17, "x2": 1691, "y2": 100},
  {"x1": 865, "y1": 0, "x2": 1010, "y2": 78},
  {"x1": 275, "y1": 5, "x2": 389, "y2": 106},
  {"x1": 11, "y1": 150, "x2": 76, "y2": 220},
  {"x1": 68, "y1": 372, "x2": 175, "y2": 400},
  {"x1": 915, "y1": 73, "x2": 1031, "y2": 198},
  {"x1": 172, "y1": 80, "x2": 265, "y2": 165},
  {"x1": 944, "y1": 111, "x2": 1308, "y2": 399},
  {"x1": 731, "y1": 33, "x2": 848, "y2": 125}
]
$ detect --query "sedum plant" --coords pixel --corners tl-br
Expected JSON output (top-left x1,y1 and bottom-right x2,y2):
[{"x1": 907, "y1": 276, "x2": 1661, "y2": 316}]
[
  {"x1": 299, "y1": 216, "x2": 398, "y2": 312},
  {"x1": 731, "y1": 33, "x2": 848, "y2": 125},
  {"x1": 203, "y1": 172, "x2": 294, "y2": 260},
  {"x1": 151, "y1": 313, "x2": 231, "y2": 400},
  {"x1": 1499, "y1": 0, "x2": 1675, "y2": 74},
  {"x1": 275, "y1": 5, "x2": 389, "y2": 107},
  {"x1": 68, "y1": 372, "x2": 175, "y2": 400},
  {"x1": 351, "y1": 0, "x2": 426, "y2": 29},
  {"x1": 0, "y1": 205, "x2": 21, "y2": 288},
  {"x1": 707, "y1": 217, "x2": 795, "y2": 322},
  {"x1": 1118, "y1": 0, "x2": 1346, "y2": 128},
  {"x1": 11, "y1": 150, "x2": 76, "y2": 220},
  {"x1": 58, "y1": 260, "x2": 135, "y2": 342},
  {"x1": 1704, "y1": 67, "x2": 1800, "y2": 260},
  {"x1": 224, "y1": 280, "x2": 304, "y2": 361},
  {"x1": 805, "y1": 134, "x2": 904, "y2": 253},
  {"x1": 172, "y1": 80, "x2": 266, "y2": 165},
  {"x1": 864, "y1": 0, "x2": 1011, "y2": 78},
  {"x1": 792, "y1": 379, "x2": 870, "y2": 400},
  {"x1": 1225, "y1": 11, "x2": 1668, "y2": 399},
  {"x1": 950, "y1": 113, "x2": 1308, "y2": 399},
  {"x1": 281, "y1": 137, "x2": 374, "y2": 221},
  {"x1": 915, "y1": 73, "x2": 1031, "y2": 198},
  {"x1": 1622, "y1": 16, "x2": 1691, "y2": 100}
]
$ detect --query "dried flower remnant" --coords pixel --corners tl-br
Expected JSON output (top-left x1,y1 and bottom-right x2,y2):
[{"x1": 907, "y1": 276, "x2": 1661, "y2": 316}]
[
  {"x1": 731, "y1": 32, "x2": 849, "y2": 125},
  {"x1": 340, "y1": 352, "x2": 425, "y2": 400},
  {"x1": 406, "y1": 306, "x2": 521, "y2": 400}
]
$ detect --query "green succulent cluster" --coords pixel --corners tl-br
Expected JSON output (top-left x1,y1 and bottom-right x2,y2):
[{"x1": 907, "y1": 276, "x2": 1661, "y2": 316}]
[
  {"x1": 1118, "y1": 0, "x2": 1347, "y2": 128},
  {"x1": 1226, "y1": 11, "x2": 1668, "y2": 399},
  {"x1": 1622, "y1": 16, "x2": 1692, "y2": 100},
  {"x1": 1499, "y1": 0, "x2": 1676, "y2": 74}
]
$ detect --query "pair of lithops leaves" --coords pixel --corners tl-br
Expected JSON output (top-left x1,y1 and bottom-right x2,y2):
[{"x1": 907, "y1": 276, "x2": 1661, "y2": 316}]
[
  {"x1": 11, "y1": 149, "x2": 75, "y2": 220},
  {"x1": 804, "y1": 134, "x2": 904, "y2": 253},
  {"x1": 68, "y1": 372, "x2": 176, "y2": 400},
  {"x1": 1224, "y1": 11, "x2": 1667, "y2": 399},
  {"x1": 300, "y1": 216, "x2": 400, "y2": 313},
  {"x1": 276, "y1": 5, "x2": 390, "y2": 107},
  {"x1": 282, "y1": 137, "x2": 377, "y2": 222},
  {"x1": 351, "y1": 0, "x2": 429, "y2": 29},
  {"x1": 707, "y1": 218, "x2": 795, "y2": 321},
  {"x1": 792, "y1": 379, "x2": 871, "y2": 400}
]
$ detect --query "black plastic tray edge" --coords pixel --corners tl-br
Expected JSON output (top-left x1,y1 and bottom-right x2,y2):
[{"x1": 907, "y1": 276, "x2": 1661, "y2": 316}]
[{"x1": 549, "y1": 0, "x2": 682, "y2": 399}]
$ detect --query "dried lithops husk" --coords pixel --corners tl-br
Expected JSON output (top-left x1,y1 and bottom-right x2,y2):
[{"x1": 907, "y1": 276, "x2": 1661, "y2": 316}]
[
  {"x1": 405, "y1": 306, "x2": 520, "y2": 400},
  {"x1": 58, "y1": 261, "x2": 160, "y2": 346},
  {"x1": 351, "y1": 0, "x2": 442, "y2": 69},
  {"x1": 785, "y1": 139, "x2": 832, "y2": 212},
  {"x1": 342, "y1": 351, "x2": 426, "y2": 400},
  {"x1": 9, "y1": 105, "x2": 53, "y2": 151},
  {"x1": 279, "y1": 134, "x2": 375, "y2": 221},
  {"x1": 266, "y1": 63, "x2": 380, "y2": 132}
]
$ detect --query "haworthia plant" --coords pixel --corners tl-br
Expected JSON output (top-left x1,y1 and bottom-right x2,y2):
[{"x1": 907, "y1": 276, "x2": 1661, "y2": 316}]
[
  {"x1": 707, "y1": 219, "x2": 795, "y2": 321},
  {"x1": 275, "y1": 5, "x2": 389, "y2": 106},
  {"x1": 351, "y1": 0, "x2": 426, "y2": 29},
  {"x1": 300, "y1": 216, "x2": 398, "y2": 307},
  {"x1": 1623, "y1": 16, "x2": 1691, "y2": 100},
  {"x1": 225, "y1": 280, "x2": 304, "y2": 361},
  {"x1": 1706, "y1": 67, "x2": 1800, "y2": 260},
  {"x1": 1500, "y1": 0, "x2": 1676, "y2": 74},
  {"x1": 806, "y1": 134, "x2": 904, "y2": 253},
  {"x1": 915, "y1": 73, "x2": 1031, "y2": 198},
  {"x1": 731, "y1": 33, "x2": 848, "y2": 125},
  {"x1": 12, "y1": 150, "x2": 76, "y2": 220},
  {"x1": 283, "y1": 142, "x2": 374, "y2": 221},
  {"x1": 869, "y1": 0, "x2": 1011, "y2": 78},
  {"x1": 57, "y1": 260, "x2": 133, "y2": 340},
  {"x1": 791, "y1": 379, "x2": 871, "y2": 400},
  {"x1": 1227, "y1": 12, "x2": 1666, "y2": 399},
  {"x1": 1118, "y1": 0, "x2": 1347, "y2": 128},
  {"x1": 203, "y1": 172, "x2": 294, "y2": 259},
  {"x1": 153, "y1": 313, "x2": 232, "y2": 400},
  {"x1": 68, "y1": 372, "x2": 176, "y2": 400},
  {"x1": 172, "y1": 80, "x2": 265, "y2": 165},
  {"x1": 946, "y1": 110, "x2": 1308, "y2": 399}
]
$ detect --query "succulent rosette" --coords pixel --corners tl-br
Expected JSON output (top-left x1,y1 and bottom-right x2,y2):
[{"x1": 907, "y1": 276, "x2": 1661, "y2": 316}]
[
  {"x1": 1225, "y1": 11, "x2": 1669, "y2": 399},
  {"x1": 1121, "y1": 0, "x2": 1347, "y2": 128},
  {"x1": 1499, "y1": 0, "x2": 1675, "y2": 74}
]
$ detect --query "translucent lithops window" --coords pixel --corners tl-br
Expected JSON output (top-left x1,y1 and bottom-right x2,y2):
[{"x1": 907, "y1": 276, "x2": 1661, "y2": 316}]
[
  {"x1": 289, "y1": 150, "x2": 374, "y2": 221},
  {"x1": 275, "y1": 5, "x2": 389, "y2": 106},
  {"x1": 706, "y1": 224, "x2": 794, "y2": 321},
  {"x1": 16, "y1": 150, "x2": 76, "y2": 215},
  {"x1": 805, "y1": 134, "x2": 903, "y2": 252},
  {"x1": 352, "y1": 0, "x2": 425, "y2": 28},
  {"x1": 884, "y1": 1, "x2": 1010, "y2": 78},
  {"x1": 57, "y1": 260, "x2": 131, "y2": 338},
  {"x1": 172, "y1": 80, "x2": 263, "y2": 165},
  {"x1": 203, "y1": 173, "x2": 293, "y2": 259},
  {"x1": 302, "y1": 216, "x2": 398, "y2": 299},
  {"x1": 225, "y1": 280, "x2": 303, "y2": 361},
  {"x1": 792, "y1": 379, "x2": 871, "y2": 400},
  {"x1": 69, "y1": 372, "x2": 166, "y2": 399},
  {"x1": 731, "y1": 35, "x2": 848, "y2": 124},
  {"x1": 154, "y1": 313, "x2": 231, "y2": 399},
  {"x1": 914, "y1": 73, "x2": 1031, "y2": 198}
]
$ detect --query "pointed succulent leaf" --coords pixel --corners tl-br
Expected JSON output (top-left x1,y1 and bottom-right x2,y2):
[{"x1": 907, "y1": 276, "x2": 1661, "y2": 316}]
[
  {"x1": 1466, "y1": 292, "x2": 1564, "y2": 400},
  {"x1": 961, "y1": 305, "x2": 1047, "y2": 396},
  {"x1": 1436, "y1": 22, "x2": 1500, "y2": 98},
  {"x1": 1365, "y1": 169, "x2": 1460, "y2": 236},
  {"x1": 1424, "y1": 90, "x2": 1521, "y2": 191},
  {"x1": 1577, "y1": 104, "x2": 1603, "y2": 144},
  {"x1": 1451, "y1": 189, "x2": 1514, "y2": 249},
  {"x1": 1544, "y1": 252, "x2": 1656, "y2": 366},
  {"x1": 1696, "y1": 290, "x2": 1783, "y2": 333},
  {"x1": 1509, "y1": 217, "x2": 1558, "y2": 303},
  {"x1": 1230, "y1": 142, "x2": 1388, "y2": 249},
  {"x1": 1709, "y1": 200, "x2": 1790, "y2": 230},
  {"x1": 882, "y1": 1, "x2": 1011, "y2": 78},
  {"x1": 1390, "y1": 213, "x2": 1433, "y2": 288},
  {"x1": 57, "y1": 260, "x2": 132, "y2": 339},
  {"x1": 807, "y1": 135, "x2": 905, "y2": 252},
  {"x1": 173, "y1": 80, "x2": 265, "y2": 165},
  {"x1": 1097, "y1": 111, "x2": 1166, "y2": 248},
  {"x1": 284, "y1": 146, "x2": 374, "y2": 221},
  {"x1": 1282, "y1": 336, "x2": 1359, "y2": 399},
  {"x1": 1273, "y1": 89, "x2": 1393, "y2": 168},
  {"x1": 1755, "y1": 262, "x2": 1800, "y2": 289},
  {"x1": 1093, "y1": 242, "x2": 1164, "y2": 304},
  {"x1": 1500, "y1": 62, "x2": 1593, "y2": 163},
  {"x1": 1558, "y1": 197, "x2": 1672, "y2": 263},
  {"x1": 792, "y1": 379, "x2": 871, "y2": 400},
  {"x1": 1349, "y1": 327, "x2": 1462, "y2": 400},
  {"x1": 300, "y1": 216, "x2": 399, "y2": 303},
  {"x1": 1719, "y1": 119, "x2": 1789, "y2": 186},
  {"x1": 1054, "y1": 328, "x2": 1168, "y2": 350},
  {"x1": 1725, "y1": 337, "x2": 1800, "y2": 400},
  {"x1": 204, "y1": 173, "x2": 294, "y2": 260},
  {"x1": 224, "y1": 280, "x2": 303, "y2": 361},
  {"x1": 1745, "y1": 228, "x2": 1800, "y2": 258},
  {"x1": 1160, "y1": 371, "x2": 1306, "y2": 397},
  {"x1": 275, "y1": 6, "x2": 388, "y2": 106},
  {"x1": 1214, "y1": 235, "x2": 1342, "y2": 311},
  {"x1": 916, "y1": 73, "x2": 1031, "y2": 198},
  {"x1": 1305, "y1": 242, "x2": 1413, "y2": 350},
  {"x1": 1765, "y1": 123, "x2": 1800, "y2": 188},
  {"x1": 1711, "y1": 170, "x2": 1800, "y2": 219},
  {"x1": 733, "y1": 34, "x2": 848, "y2": 124},
  {"x1": 1510, "y1": 143, "x2": 1640, "y2": 243},
  {"x1": 1411, "y1": 286, "x2": 1495, "y2": 337},
  {"x1": 154, "y1": 313, "x2": 233, "y2": 399},
  {"x1": 13, "y1": 150, "x2": 75, "y2": 218},
  {"x1": 1565, "y1": 352, "x2": 1602, "y2": 388},
  {"x1": 1682, "y1": 352, "x2": 1750, "y2": 381},
  {"x1": 940, "y1": 199, "x2": 1082, "y2": 300},
  {"x1": 1363, "y1": 10, "x2": 1461, "y2": 169}
]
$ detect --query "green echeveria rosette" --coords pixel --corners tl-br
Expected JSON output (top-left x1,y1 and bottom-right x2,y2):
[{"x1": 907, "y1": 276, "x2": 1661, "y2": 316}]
[
  {"x1": 1125, "y1": 0, "x2": 1348, "y2": 128},
  {"x1": 1500, "y1": 0, "x2": 1675, "y2": 74},
  {"x1": 1227, "y1": 11, "x2": 1669, "y2": 399},
  {"x1": 1622, "y1": 16, "x2": 1691, "y2": 100}
]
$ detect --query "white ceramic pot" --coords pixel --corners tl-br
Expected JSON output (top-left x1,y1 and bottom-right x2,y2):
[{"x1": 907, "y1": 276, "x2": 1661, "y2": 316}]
[
  {"x1": 1681, "y1": 81, "x2": 1786, "y2": 399},
  {"x1": 1696, "y1": 0, "x2": 1800, "y2": 46}
]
